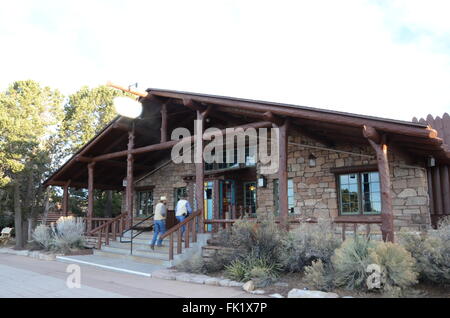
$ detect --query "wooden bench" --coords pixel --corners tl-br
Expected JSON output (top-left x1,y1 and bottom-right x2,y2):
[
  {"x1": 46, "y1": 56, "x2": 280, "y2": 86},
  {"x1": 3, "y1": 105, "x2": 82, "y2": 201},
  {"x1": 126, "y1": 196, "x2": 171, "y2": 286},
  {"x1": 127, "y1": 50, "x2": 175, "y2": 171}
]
[{"x1": 0, "y1": 227, "x2": 13, "y2": 245}]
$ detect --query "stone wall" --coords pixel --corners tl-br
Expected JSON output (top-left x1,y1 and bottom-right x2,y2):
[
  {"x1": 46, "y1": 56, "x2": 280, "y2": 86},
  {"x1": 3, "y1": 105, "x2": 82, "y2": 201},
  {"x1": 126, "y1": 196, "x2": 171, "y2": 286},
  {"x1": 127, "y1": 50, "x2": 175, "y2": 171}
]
[
  {"x1": 134, "y1": 160, "x2": 195, "y2": 211},
  {"x1": 130, "y1": 131, "x2": 431, "y2": 232},
  {"x1": 256, "y1": 133, "x2": 431, "y2": 232}
]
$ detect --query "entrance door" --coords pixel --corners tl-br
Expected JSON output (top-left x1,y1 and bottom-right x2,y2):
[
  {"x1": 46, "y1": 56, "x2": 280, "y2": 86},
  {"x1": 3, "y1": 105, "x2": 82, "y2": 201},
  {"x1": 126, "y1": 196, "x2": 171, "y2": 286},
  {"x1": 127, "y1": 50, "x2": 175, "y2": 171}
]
[
  {"x1": 219, "y1": 180, "x2": 236, "y2": 219},
  {"x1": 204, "y1": 181, "x2": 214, "y2": 232}
]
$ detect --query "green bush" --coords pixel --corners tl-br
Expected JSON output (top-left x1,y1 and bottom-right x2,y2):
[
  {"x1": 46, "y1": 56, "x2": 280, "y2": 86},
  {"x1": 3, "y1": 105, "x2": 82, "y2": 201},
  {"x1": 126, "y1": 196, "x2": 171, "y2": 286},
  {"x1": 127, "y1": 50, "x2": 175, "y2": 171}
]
[
  {"x1": 368, "y1": 242, "x2": 418, "y2": 292},
  {"x1": 225, "y1": 252, "x2": 281, "y2": 287},
  {"x1": 303, "y1": 259, "x2": 333, "y2": 291},
  {"x1": 281, "y1": 219, "x2": 341, "y2": 272},
  {"x1": 332, "y1": 235, "x2": 374, "y2": 290},
  {"x1": 214, "y1": 214, "x2": 286, "y2": 271},
  {"x1": 32, "y1": 224, "x2": 53, "y2": 250},
  {"x1": 400, "y1": 217, "x2": 450, "y2": 285},
  {"x1": 332, "y1": 235, "x2": 418, "y2": 294},
  {"x1": 177, "y1": 252, "x2": 207, "y2": 274}
]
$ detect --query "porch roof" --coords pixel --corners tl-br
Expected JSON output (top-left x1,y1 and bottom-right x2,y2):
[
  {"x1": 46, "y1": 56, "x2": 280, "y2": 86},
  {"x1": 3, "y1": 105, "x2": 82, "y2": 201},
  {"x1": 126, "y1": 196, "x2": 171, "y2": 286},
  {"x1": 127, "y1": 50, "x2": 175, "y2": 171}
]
[{"x1": 43, "y1": 88, "x2": 450, "y2": 190}]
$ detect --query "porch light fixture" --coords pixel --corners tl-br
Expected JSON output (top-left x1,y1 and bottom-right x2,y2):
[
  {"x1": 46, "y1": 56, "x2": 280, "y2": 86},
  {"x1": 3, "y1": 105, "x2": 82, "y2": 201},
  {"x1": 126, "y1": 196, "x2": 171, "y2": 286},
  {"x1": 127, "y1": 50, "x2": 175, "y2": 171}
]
[
  {"x1": 257, "y1": 175, "x2": 267, "y2": 188},
  {"x1": 308, "y1": 154, "x2": 317, "y2": 167},
  {"x1": 113, "y1": 96, "x2": 143, "y2": 119},
  {"x1": 427, "y1": 156, "x2": 436, "y2": 167}
]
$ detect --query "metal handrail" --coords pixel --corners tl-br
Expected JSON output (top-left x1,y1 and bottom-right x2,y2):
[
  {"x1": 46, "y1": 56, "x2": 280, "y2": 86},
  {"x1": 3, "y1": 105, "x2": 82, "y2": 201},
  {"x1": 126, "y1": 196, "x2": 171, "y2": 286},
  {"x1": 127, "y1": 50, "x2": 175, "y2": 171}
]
[{"x1": 120, "y1": 213, "x2": 154, "y2": 255}]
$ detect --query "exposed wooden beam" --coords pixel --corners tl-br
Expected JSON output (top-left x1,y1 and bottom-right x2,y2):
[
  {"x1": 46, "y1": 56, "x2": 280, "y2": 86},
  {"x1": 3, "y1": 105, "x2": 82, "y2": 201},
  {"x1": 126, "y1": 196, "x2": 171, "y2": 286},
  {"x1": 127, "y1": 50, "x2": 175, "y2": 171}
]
[
  {"x1": 91, "y1": 121, "x2": 273, "y2": 162},
  {"x1": 363, "y1": 125, "x2": 381, "y2": 144},
  {"x1": 363, "y1": 131, "x2": 394, "y2": 242},
  {"x1": 149, "y1": 90, "x2": 438, "y2": 139},
  {"x1": 125, "y1": 128, "x2": 135, "y2": 228},
  {"x1": 263, "y1": 111, "x2": 284, "y2": 126},
  {"x1": 161, "y1": 102, "x2": 168, "y2": 143},
  {"x1": 278, "y1": 119, "x2": 290, "y2": 231},
  {"x1": 87, "y1": 162, "x2": 95, "y2": 232},
  {"x1": 195, "y1": 110, "x2": 205, "y2": 232},
  {"x1": 47, "y1": 181, "x2": 122, "y2": 191}
]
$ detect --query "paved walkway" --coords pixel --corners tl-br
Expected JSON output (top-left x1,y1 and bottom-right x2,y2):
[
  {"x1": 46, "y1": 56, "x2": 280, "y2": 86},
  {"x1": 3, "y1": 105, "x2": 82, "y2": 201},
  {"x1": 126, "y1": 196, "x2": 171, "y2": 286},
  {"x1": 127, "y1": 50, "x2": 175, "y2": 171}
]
[
  {"x1": 0, "y1": 254, "x2": 260, "y2": 298},
  {"x1": 56, "y1": 254, "x2": 163, "y2": 276}
]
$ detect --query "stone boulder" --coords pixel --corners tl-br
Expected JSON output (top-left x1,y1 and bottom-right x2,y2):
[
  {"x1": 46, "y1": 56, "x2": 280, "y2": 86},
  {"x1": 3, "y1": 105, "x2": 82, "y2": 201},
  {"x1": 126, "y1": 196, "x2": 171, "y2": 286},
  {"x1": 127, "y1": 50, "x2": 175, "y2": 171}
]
[
  {"x1": 287, "y1": 289, "x2": 339, "y2": 298},
  {"x1": 242, "y1": 280, "x2": 255, "y2": 292}
]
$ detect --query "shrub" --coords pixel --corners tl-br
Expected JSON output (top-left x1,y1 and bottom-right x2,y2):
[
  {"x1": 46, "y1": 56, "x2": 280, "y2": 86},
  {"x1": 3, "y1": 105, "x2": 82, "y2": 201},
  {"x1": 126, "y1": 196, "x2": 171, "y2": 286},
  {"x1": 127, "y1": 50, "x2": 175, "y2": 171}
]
[
  {"x1": 281, "y1": 219, "x2": 341, "y2": 272},
  {"x1": 225, "y1": 252, "x2": 281, "y2": 287},
  {"x1": 303, "y1": 259, "x2": 334, "y2": 291},
  {"x1": 400, "y1": 217, "x2": 450, "y2": 285},
  {"x1": 177, "y1": 252, "x2": 207, "y2": 274},
  {"x1": 332, "y1": 235, "x2": 418, "y2": 294},
  {"x1": 368, "y1": 242, "x2": 418, "y2": 292},
  {"x1": 332, "y1": 235, "x2": 374, "y2": 290},
  {"x1": 215, "y1": 214, "x2": 286, "y2": 269},
  {"x1": 51, "y1": 216, "x2": 85, "y2": 252},
  {"x1": 32, "y1": 224, "x2": 53, "y2": 250}
]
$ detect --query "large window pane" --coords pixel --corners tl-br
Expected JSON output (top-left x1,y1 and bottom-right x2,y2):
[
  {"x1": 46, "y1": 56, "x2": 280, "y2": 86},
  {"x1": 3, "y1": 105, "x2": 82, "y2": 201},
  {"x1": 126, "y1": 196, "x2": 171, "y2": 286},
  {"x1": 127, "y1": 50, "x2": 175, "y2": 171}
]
[{"x1": 338, "y1": 171, "x2": 381, "y2": 216}]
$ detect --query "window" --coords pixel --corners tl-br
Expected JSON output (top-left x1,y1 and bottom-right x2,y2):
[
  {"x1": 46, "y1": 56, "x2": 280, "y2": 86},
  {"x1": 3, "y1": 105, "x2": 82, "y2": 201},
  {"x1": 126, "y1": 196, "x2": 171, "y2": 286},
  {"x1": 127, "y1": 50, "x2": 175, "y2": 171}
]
[
  {"x1": 174, "y1": 187, "x2": 187, "y2": 204},
  {"x1": 137, "y1": 190, "x2": 153, "y2": 216},
  {"x1": 204, "y1": 146, "x2": 256, "y2": 171},
  {"x1": 273, "y1": 179, "x2": 295, "y2": 214},
  {"x1": 338, "y1": 172, "x2": 381, "y2": 215},
  {"x1": 244, "y1": 182, "x2": 257, "y2": 214}
]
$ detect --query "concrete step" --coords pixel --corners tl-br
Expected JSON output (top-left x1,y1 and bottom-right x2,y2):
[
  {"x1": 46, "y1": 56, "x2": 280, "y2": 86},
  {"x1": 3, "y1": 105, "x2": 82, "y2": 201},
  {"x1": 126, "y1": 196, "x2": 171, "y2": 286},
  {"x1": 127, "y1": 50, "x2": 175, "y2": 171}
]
[
  {"x1": 108, "y1": 241, "x2": 171, "y2": 254},
  {"x1": 100, "y1": 245, "x2": 170, "y2": 259},
  {"x1": 93, "y1": 250, "x2": 170, "y2": 266}
]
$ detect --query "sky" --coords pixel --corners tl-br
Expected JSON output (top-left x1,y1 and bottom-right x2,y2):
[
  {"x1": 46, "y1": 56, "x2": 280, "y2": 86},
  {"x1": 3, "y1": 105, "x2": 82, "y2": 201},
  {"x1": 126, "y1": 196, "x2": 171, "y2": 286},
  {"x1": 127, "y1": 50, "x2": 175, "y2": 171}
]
[{"x1": 0, "y1": 0, "x2": 449, "y2": 121}]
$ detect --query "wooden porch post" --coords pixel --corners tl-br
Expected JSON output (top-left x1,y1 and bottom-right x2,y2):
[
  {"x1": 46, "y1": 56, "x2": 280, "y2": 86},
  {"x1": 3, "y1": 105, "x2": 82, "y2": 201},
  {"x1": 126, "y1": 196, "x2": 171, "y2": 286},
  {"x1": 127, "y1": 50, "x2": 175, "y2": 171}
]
[
  {"x1": 363, "y1": 126, "x2": 394, "y2": 242},
  {"x1": 87, "y1": 163, "x2": 95, "y2": 232},
  {"x1": 278, "y1": 119, "x2": 290, "y2": 231},
  {"x1": 62, "y1": 181, "x2": 70, "y2": 216},
  {"x1": 442, "y1": 166, "x2": 450, "y2": 215},
  {"x1": 195, "y1": 110, "x2": 205, "y2": 233},
  {"x1": 126, "y1": 126, "x2": 135, "y2": 229},
  {"x1": 161, "y1": 103, "x2": 168, "y2": 143}
]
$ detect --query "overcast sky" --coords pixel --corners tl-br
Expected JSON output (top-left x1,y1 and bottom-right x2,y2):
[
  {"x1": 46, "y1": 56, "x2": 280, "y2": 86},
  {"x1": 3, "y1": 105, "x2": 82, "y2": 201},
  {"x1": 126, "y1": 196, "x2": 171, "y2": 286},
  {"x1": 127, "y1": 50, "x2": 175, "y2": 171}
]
[{"x1": 0, "y1": 0, "x2": 449, "y2": 121}]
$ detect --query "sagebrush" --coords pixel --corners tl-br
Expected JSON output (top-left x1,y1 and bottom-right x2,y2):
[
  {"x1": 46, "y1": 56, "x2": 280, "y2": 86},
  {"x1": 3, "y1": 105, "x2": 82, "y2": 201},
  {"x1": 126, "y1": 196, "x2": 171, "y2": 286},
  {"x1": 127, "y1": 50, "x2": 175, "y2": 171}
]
[
  {"x1": 32, "y1": 224, "x2": 53, "y2": 250},
  {"x1": 51, "y1": 216, "x2": 85, "y2": 252},
  {"x1": 281, "y1": 219, "x2": 340, "y2": 272},
  {"x1": 332, "y1": 235, "x2": 418, "y2": 294},
  {"x1": 400, "y1": 217, "x2": 450, "y2": 285}
]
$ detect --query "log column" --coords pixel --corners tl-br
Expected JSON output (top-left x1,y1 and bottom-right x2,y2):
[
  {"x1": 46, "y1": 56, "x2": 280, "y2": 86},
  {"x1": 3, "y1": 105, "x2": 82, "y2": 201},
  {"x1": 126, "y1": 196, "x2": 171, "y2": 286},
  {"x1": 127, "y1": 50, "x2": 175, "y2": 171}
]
[
  {"x1": 161, "y1": 103, "x2": 167, "y2": 143},
  {"x1": 87, "y1": 163, "x2": 95, "y2": 232},
  {"x1": 195, "y1": 110, "x2": 205, "y2": 232},
  {"x1": 62, "y1": 181, "x2": 70, "y2": 216},
  {"x1": 278, "y1": 119, "x2": 290, "y2": 231},
  {"x1": 126, "y1": 127, "x2": 135, "y2": 229},
  {"x1": 363, "y1": 126, "x2": 394, "y2": 242},
  {"x1": 441, "y1": 166, "x2": 450, "y2": 215}
]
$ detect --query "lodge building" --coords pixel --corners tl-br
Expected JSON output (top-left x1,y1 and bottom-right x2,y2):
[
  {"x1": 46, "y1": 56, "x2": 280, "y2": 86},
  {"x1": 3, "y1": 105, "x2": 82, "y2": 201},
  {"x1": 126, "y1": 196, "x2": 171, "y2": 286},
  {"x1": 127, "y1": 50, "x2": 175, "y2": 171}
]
[{"x1": 43, "y1": 87, "x2": 450, "y2": 261}]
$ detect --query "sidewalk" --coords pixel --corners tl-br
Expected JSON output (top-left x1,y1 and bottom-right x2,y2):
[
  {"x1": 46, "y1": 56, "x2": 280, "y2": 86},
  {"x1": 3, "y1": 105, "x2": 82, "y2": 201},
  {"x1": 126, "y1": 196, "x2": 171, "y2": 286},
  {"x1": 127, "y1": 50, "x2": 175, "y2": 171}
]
[{"x1": 0, "y1": 254, "x2": 264, "y2": 298}]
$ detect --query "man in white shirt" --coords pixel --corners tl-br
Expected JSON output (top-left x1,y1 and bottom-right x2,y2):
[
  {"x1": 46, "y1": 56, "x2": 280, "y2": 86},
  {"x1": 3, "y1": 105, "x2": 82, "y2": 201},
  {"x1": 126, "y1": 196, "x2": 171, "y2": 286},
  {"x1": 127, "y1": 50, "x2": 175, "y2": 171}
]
[
  {"x1": 151, "y1": 196, "x2": 167, "y2": 250},
  {"x1": 175, "y1": 194, "x2": 192, "y2": 238}
]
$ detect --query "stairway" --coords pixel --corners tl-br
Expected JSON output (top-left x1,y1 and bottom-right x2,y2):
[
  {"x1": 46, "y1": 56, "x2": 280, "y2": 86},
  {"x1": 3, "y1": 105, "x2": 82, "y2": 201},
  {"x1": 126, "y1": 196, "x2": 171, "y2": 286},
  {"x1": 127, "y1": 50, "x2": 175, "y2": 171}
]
[{"x1": 92, "y1": 230, "x2": 203, "y2": 267}]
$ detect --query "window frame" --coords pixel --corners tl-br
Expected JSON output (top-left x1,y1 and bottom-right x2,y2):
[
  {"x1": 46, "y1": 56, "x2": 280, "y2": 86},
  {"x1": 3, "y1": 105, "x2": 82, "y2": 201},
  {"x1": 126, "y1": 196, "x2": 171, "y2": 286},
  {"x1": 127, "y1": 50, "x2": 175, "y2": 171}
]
[
  {"x1": 336, "y1": 170, "x2": 381, "y2": 216},
  {"x1": 273, "y1": 178, "x2": 296, "y2": 214}
]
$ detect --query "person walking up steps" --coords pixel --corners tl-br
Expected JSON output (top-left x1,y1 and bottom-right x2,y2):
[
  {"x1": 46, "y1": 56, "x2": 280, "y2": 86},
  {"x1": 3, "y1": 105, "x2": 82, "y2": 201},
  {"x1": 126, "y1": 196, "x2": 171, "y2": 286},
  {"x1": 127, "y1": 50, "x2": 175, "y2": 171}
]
[
  {"x1": 151, "y1": 196, "x2": 167, "y2": 250},
  {"x1": 175, "y1": 194, "x2": 192, "y2": 239}
]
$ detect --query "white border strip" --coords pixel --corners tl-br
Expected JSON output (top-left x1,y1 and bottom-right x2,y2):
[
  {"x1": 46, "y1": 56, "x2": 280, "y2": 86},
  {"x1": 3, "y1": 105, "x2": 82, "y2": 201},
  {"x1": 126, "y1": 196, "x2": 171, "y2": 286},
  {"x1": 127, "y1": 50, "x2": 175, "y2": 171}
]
[{"x1": 56, "y1": 256, "x2": 152, "y2": 277}]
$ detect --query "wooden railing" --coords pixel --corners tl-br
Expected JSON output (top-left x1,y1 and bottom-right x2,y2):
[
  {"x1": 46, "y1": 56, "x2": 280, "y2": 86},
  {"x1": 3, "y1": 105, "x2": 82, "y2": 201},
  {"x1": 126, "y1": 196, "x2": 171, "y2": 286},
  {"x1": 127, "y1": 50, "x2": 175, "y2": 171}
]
[
  {"x1": 160, "y1": 210, "x2": 201, "y2": 261},
  {"x1": 204, "y1": 215, "x2": 383, "y2": 241},
  {"x1": 87, "y1": 213, "x2": 128, "y2": 249}
]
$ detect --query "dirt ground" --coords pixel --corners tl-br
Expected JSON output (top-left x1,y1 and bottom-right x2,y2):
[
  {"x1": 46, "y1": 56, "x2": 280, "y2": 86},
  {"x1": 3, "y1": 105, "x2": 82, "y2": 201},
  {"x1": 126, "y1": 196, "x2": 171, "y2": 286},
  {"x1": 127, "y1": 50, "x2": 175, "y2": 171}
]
[{"x1": 208, "y1": 270, "x2": 450, "y2": 298}]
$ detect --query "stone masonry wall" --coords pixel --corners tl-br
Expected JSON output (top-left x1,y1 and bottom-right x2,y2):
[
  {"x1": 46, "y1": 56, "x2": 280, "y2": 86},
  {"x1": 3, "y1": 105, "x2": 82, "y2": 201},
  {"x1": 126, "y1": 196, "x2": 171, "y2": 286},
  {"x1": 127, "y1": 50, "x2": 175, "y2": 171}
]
[
  {"x1": 256, "y1": 133, "x2": 431, "y2": 232},
  {"x1": 129, "y1": 131, "x2": 431, "y2": 232}
]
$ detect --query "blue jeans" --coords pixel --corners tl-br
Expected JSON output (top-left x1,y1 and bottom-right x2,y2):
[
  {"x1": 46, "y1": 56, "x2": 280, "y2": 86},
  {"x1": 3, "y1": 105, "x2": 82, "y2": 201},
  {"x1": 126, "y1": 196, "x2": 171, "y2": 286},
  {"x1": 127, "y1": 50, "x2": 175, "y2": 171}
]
[
  {"x1": 176, "y1": 215, "x2": 186, "y2": 237},
  {"x1": 151, "y1": 220, "x2": 166, "y2": 246}
]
